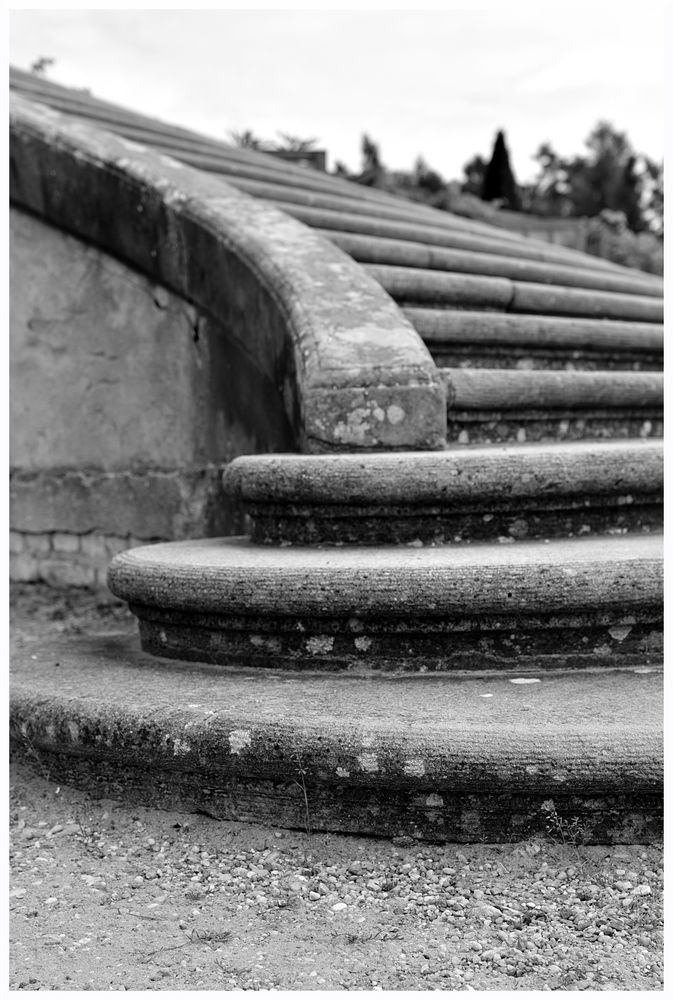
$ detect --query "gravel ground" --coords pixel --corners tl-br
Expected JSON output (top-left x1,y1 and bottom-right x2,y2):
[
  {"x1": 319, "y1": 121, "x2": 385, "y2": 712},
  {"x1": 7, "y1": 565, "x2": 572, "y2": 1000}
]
[
  {"x1": 9, "y1": 584, "x2": 665, "y2": 990},
  {"x1": 9, "y1": 761, "x2": 664, "y2": 991}
]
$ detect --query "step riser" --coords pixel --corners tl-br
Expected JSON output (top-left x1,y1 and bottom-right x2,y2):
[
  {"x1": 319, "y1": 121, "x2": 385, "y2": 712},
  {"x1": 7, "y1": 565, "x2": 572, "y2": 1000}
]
[
  {"x1": 430, "y1": 349, "x2": 662, "y2": 371},
  {"x1": 247, "y1": 502, "x2": 662, "y2": 546},
  {"x1": 445, "y1": 414, "x2": 661, "y2": 445},
  {"x1": 8, "y1": 741, "x2": 663, "y2": 845},
  {"x1": 132, "y1": 604, "x2": 662, "y2": 674}
]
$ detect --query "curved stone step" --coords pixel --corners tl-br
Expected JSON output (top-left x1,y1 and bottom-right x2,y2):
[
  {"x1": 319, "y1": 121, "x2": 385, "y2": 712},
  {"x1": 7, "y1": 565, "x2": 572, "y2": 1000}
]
[
  {"x1": 440, "y1": 369, "x2": 662, "y2": 445},
  {"x1": 10, "y1": 630, "x2": 662, "y2": 843},
  {"x1": 406, "y1": 309, "x2": 663, "y2": 371},
  {"x1": 223, "y1": 440, "x2": 663, "y2": 545},
  {"x1": 107, "y1": 534, "x2": 662, "y2": 674},
  {"x1": 367, "y1": 265, "x2": 663, "y2": 324}
]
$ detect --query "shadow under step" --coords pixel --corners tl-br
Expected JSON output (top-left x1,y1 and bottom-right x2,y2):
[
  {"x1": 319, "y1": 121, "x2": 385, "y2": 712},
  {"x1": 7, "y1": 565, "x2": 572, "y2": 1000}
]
[
  {"x1": 106, "y1": 533, "x2": 662, "y2": 675},
  {"x1": 440, "y1": 369, "x2": 662, "y2": 444},
  {"x1": 223, "y1": 440, "x2": 662, "y2": 546}
]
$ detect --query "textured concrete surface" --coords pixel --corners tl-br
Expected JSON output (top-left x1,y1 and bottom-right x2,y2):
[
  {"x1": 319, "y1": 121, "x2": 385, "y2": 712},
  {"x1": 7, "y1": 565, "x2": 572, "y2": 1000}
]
[
  {"x1": 106, "y1": 535, "x2": 662, "y2": 671},
  {"x1": 9, "y1": 633, "x2": 662, "y2": 842},
  {"x1": 222, "y1": 443, "x2": 662, "y2": 545},
  {"x1": 404, "y1": 308, "x2": 663, "y2": 354},
  {"x1": 442, "y1": 369, "x2": 662, "y2": 412},
  {"x1": 108, "y1": 534, "x2": 662, "y2": 617},
  {"x1": 10, "y1": 94, "x2": 446, "y2": 452},
  {"x1": 224, "y1": 441, "x2": 662, "y2": 506},
  {"x1": 368, "y1": 265, "x2": 663, "y2": 324},
  {"x1": 325, "y1": 230, "x2": 662, "y2": 297}
]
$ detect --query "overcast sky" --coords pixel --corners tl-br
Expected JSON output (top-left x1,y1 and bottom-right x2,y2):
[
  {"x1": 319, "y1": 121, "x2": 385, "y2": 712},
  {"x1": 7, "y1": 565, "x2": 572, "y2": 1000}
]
[{"x1": 9, "y1": 5, "x2": 666, "y2": 184}]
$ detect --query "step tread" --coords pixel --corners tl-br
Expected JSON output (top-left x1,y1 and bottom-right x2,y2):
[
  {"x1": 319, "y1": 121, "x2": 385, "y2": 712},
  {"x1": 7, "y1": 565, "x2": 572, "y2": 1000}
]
[
  {"x1": 10, "y1": 632, "x2": 661, "y2": 842},
  {"x1": 224, "y1": 440, "x2": 662, "y2": 504},
  {"x1": 367, "y1": 264, "x2": 663, "y2": 323},
  {"x1": 323, "y1": 229, "x2": 663, "y2": 298},
  {"x1": 441, "y1": 368, "x2": 663, "y2": 411},
  {"x1": 11, "y1": 633, "x2": 662, "y2": 760},
  {"x1": 107, "y1": 533, "x2": 662, "y2": 617}
]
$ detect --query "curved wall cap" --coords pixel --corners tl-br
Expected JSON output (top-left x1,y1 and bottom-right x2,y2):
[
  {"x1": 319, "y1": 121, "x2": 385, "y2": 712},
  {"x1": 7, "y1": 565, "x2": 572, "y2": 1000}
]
[{"x1": 10, "y1": 94, "x2": 446, "y2": 452}]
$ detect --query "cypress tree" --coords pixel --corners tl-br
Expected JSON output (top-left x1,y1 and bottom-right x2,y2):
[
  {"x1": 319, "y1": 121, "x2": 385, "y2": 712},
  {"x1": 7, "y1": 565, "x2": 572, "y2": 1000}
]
[{"x1": 481, "y1": 130, "x2": 521, "y2": 210}]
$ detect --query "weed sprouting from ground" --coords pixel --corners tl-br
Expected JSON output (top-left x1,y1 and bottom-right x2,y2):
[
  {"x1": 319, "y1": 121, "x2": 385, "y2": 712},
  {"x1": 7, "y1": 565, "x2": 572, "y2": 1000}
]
[
  {"x1": 291, "y1": 752, "x2": 312, "y2": 839},
  {"x1": 540, "y1": 799, "x2": 591, "y2": 849}
]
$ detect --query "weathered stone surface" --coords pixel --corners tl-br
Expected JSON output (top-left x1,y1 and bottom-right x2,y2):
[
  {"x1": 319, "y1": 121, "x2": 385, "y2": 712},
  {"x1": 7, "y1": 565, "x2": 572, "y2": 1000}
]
[
  {"x1": 443, "y1": 369, "x2": 662, "y2": 411},
  {"x1": 10, "y1": 467, "x2": 237, "y2": 539},
  {"x1": 406, "y1": 309, "x2": 663, "y2": 374},
  {"x1": 268, "y1": 203, "x2": 639, "y2": 276},
  {"x1": 9, "y1": 634, "x2": 663, "y2": 842},
  {"x1": 224, "y1": 440, "x2": 662, "y2": 506},
  {"x1": 444, "y1": 415, "x2": 661, "y2": 446},
  {"x1": 368, "y1": 265, "x2": 663, "y2": 323},
  {"x1": 107, "y1": 534, "x2": 662, "y2": 671},
  {"x1": 222, "y1": 441, "x2": 663, "y2": 544},
  {"x1": 325, "y1": 230, "x2": 662, "y2": 297},
  {"x1": 10, "y1": 95, "x2": 446, "y2": 451}
]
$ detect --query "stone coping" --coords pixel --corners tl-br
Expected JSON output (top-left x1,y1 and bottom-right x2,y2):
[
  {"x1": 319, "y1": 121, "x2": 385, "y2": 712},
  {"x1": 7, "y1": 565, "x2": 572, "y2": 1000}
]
[
  {"x1": 223, "y1": 440, "x2": 663, "y2": 506},
  {"x1": 10, "y1": 94, "x2": 445, "y2": 452},
  {"x1": 10, "y1": 635, "x2": 663, "y2": 841},
  {"x1": 107, "y1": 534, "x2": 662, "y2": 619}
]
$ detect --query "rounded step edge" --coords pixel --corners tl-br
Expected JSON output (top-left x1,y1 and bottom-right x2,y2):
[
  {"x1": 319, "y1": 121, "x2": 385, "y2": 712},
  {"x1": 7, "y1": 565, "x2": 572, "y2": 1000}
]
[
  {"x1": 438, "y1": 370, "x2": 662, "y2": 446},
  {"x1": 10, "y1": 634, "x2": 663, "y2": 843},
  {"x1": 106, "y1": 534, "x2": 663, "y2": 674},
  {"x1": 222, "y1": 440, "x2": 663, "y2": 545}
]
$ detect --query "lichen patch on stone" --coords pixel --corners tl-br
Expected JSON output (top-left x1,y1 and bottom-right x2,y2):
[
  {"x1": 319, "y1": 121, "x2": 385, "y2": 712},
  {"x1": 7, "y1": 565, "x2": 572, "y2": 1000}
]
[
  {"x1": 357, "y1": 753, "x2": 379, "y2": 773},
  {"x1": 305, "y1": 636, "x2": 334, "y2": 655},
  {"x1": 229, "y1": 729, "x2": 252, "y2": 755}
]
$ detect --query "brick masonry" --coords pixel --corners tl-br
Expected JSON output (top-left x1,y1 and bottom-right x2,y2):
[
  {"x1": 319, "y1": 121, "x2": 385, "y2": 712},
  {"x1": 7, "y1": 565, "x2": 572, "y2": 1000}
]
[{"x1": 10, "y1": 530, "x2": 144, "y2": 592}]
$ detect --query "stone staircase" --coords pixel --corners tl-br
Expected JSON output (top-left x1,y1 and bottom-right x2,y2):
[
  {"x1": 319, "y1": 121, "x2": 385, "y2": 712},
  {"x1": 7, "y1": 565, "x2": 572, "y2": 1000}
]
[{"x1": 9, "y1": 68, "x2": 663, "y2": 843}]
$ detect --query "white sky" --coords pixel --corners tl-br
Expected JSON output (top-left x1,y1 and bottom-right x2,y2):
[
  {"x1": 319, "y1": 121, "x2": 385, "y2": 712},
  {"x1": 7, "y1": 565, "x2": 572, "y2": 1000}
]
[{"x1": 8, "y1": 5, "x2": 667, "y2": 184}]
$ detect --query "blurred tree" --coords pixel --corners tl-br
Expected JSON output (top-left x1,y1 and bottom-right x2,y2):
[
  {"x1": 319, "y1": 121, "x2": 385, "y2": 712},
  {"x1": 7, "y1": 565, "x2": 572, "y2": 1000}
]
[
  {"x1": 30, "y1": 56, "x2": 55, "y2": 75},
  {"x1": 413, "y1": 156, "x2": 445, "y2": 195},
  {"x1": 353, "y1": 134, "x2": 386, "y2": 187},
  {"x1": 275, "y1": 132, "x2": 320, "y2": 153},
  {"x1": 461, "y1": 154, "x2": 488, "y2": 197},
  {"x1": 227, "y1": 129, "x2": 274, "y2": 151},
  {"x1": 523, "y1": 122, "x2": 662, "y2": 234},
  {"x1": 481, "y1": 130, "x2": 521, "y2": 210}
]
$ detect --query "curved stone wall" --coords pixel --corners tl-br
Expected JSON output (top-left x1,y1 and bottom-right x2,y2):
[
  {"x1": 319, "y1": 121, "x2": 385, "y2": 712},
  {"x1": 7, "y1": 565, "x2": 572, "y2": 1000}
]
[{"x1": 10, "y1": 94, "x2": 445, "y2": 454}]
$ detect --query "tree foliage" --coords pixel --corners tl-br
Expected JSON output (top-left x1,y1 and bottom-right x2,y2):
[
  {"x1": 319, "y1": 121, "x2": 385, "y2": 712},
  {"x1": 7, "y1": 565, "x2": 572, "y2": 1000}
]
[
  {"x1": 522, "y1": 121, "x2": 663, "y2": 234},
  {"x1": 480, "y1": 130, "x2": 521, "y2": 210},
  {"x1": 30, "y1": 56, "x2": 55, "y2": 75}
]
